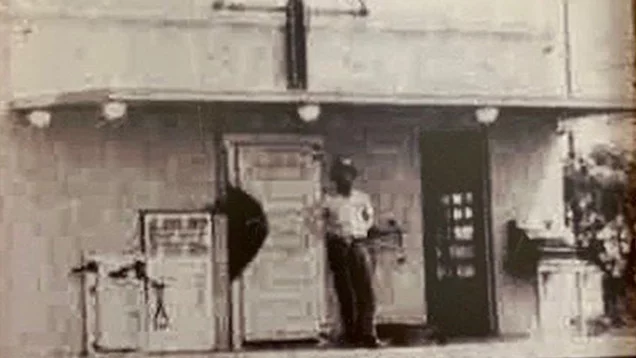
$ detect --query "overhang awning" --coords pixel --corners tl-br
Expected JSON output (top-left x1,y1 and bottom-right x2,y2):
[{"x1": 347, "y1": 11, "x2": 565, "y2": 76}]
[{"x1": 9, "y1": 87, "x2": 636, "y2": 115}]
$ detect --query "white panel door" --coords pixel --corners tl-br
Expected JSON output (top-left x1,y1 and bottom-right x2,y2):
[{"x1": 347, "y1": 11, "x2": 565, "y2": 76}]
[
  {"x1": 141, "y1": 212, "x2": 216, "y2": 352},
  {"x1": 232, "y1": 140, "x2": 324, "y2": 342}
]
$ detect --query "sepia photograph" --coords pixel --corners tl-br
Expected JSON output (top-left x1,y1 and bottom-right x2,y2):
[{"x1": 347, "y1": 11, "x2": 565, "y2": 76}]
[{"x1": 0, "y1": 1, "x2": 635, "y2": 357}]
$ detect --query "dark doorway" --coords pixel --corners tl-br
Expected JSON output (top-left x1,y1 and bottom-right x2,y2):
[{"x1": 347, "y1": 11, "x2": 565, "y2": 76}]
[{"x1": 421, "y1": 130, "x2": 494, "y2": 338}]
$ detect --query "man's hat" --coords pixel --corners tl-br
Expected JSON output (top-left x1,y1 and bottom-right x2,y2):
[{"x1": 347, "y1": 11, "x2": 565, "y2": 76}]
[{"x1": 330, "y1": 155, "x2": 358, "y2": 180}]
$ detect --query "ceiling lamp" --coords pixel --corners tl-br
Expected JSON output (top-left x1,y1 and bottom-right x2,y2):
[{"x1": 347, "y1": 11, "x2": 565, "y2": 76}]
[
  {"x1": 101, "y1": 101, "x2": 128, "y2": 122},
  {"x1": 297, "y1": 102, "x2": 321, "y2": 123},
  {"x1": 475, "y1": 107, "x2": 500, "y2": 126},
  {"x1": 27, "y1": 110, "x2": 51, "y2": 128}
]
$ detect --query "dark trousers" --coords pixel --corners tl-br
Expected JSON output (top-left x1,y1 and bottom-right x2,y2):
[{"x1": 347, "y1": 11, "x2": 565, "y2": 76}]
[
  {"x1": 326, "y1": 235, "x2": 377, "y2": 341},
  {"x1": 603, "y1": 275, "x2": 626, "y2": 322}
]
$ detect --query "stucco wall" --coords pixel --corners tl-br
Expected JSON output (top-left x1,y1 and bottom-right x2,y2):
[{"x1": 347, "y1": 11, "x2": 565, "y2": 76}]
[
  {"x1": 0, "y1": 107, "x2": 425, "y2": 356},
  {"x1": 568, "y1": 0, "x2": 636, "y2": 102},
  {"x1": 0, "y1": 108, "x2": 218, "y2": 357},
  {"x1": 10, "y1": 0, "x2": 634, "y2": 106},
  {"x1": 0, "y1": 0, "x2": 573, "y2": 103},
  {"x1": 308, "y1": 0, "x2": 566, "y2": 98},
  {"x1": 10, "y1": 18, "x2": 287, "y2": 97},
  {"x1": 0, "y1": 102, "x2": 568, "y2": 355},
  {"x1": 488, "y1": 115, "x2": 565, "y2": 335},
  {"x1": 0, "y1": 105, "x2": 440, "y2": 356}
]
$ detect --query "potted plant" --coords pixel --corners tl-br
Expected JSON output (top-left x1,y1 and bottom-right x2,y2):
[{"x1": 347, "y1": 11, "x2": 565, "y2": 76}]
[{"x1": 564, "y1": 143, "x2": 635, "y2": 327}]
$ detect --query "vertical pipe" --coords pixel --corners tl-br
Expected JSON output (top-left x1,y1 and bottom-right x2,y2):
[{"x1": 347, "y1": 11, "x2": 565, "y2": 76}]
[
  {"x1": 285, "y1": 0, "x2": 308, "y2": 90},
  {"x1": 480, "y1": 124, "x2": 499, "y2": 336},
  {"x1": 211, "y1": 108, "x2": 234, "y2": 350},
  {"x1": 213, "y1": 107, "x2": 227, "y2": 199},
  {"x1": 78, "y1": 254, "x2": 89, "y2": 357}
]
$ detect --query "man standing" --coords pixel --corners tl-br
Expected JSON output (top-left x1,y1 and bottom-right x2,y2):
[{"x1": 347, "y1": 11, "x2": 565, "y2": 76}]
[{"x1": 323, "y1": 156, "x2": 385, "y2": 348}]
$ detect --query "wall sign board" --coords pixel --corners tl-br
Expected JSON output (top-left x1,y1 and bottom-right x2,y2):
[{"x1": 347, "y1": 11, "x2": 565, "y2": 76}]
[{"x1": 140, "y1": 211, "x2": 216, "y2": 352}]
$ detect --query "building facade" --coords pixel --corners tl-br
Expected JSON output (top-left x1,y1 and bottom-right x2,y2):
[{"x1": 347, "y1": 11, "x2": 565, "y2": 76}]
[{"x1": 0, "y1": 0, "x2": 634, "y2": 357}]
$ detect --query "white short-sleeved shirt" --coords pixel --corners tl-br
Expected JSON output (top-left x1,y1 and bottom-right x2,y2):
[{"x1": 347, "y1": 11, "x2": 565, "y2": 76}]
[{"x1": 323, "y1": 189, "x2": 374, "y2": 238}]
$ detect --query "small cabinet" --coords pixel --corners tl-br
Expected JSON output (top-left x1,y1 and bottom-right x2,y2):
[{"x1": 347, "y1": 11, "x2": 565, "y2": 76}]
[
  {"x1": 537, "y1": 258, "x2": 604, "y2": 337},
  {"x1": 510, "y1": 222, "x2": 605, "y2": 337}
]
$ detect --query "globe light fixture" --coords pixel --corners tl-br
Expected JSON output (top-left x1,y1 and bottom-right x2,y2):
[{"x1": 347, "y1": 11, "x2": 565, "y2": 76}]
[
  {"x1": 475, "y1": 106, "x2": 500, "y2": 126},
  {"x1": 101, "y1": 101, "x2": 128, "y2": 122},
  {"x1": 27, "y1": 110, "x2": 51, "y2": 128},
  {"x1": 297, "y1": 102, "x2": 321, "y2": 123}
]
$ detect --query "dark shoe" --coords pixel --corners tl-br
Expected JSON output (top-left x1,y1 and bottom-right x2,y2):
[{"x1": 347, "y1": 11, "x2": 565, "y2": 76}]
[
  {"x1": 611, "y1": 317, "x2": 626, "y2": 327},
  {"x1": 356, "y1": 336, "x2": 388, "y2": 348},
  {"x1": 430, "y1": 329, "x2": 448, "y2": 345},
  {"x1": 316, "y1": 334, "x2": 355, "y2": 349},
  {"x1": 333, "y1": 334, "x2": 358, "y2": 348}
]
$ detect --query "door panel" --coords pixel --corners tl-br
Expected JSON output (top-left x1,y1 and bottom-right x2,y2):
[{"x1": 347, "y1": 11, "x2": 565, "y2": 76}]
[
  {"x1": 421, "y1": 130, "x2": 492, "y2": 337},
  {"x1": 141, "y1": 212, "x2": 216, "y2": 352},
  {"x1": 232, "y1": 141, "x2": 324, "y2": 342},
  {"x1": 362, "y1": 125, "x2": 424, "y2": 323}
]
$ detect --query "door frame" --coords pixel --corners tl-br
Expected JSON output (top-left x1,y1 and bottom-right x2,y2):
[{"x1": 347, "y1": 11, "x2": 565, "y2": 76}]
[
  {"x1": 221, "y1": 133, "x2": 327, "y2": 347},
  {"x1": 419, "y1": 127, "x2": 499, "y2": 336}
]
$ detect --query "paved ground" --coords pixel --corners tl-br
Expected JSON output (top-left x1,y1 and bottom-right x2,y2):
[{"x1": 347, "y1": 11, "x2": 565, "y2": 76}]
[
  {"x1": 215, "y1": 337, "x2": 636, "y2": 358},
  {"x1": 19, "y1": 333, "x2": 629, "y2": 358},
  {"x1": 207, "y1": 335, "x2": 636, "y2": 358},
  {"x1": 85, "y1": 310, "x2": 636, "y2": 358}
]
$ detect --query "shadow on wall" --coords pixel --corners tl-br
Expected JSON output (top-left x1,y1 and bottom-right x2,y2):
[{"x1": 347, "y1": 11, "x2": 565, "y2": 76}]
[{"x1": 206, "y1": 185, "x2": 269, "y2": 282}]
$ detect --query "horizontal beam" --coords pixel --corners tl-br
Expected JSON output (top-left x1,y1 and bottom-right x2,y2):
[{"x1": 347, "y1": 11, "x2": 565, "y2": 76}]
[
  {"x1": 9, "y1": 88, "x2": 636, "y2": 113},
  {"x1": 10, "y1": 89, "x2": 113, "y2": 110},
  {"x1": 211, "y1": 1, "x2": 368, "y2": 18}
]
